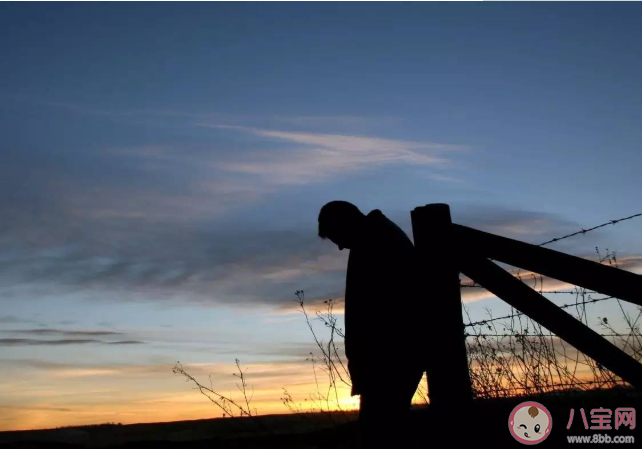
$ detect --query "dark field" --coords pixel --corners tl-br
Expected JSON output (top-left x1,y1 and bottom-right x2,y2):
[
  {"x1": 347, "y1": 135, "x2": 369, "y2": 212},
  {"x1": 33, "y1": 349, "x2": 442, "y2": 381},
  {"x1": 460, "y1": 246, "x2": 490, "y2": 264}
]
[{"x1": 1, "y1": 388, "x2": 640, "y2": 448}]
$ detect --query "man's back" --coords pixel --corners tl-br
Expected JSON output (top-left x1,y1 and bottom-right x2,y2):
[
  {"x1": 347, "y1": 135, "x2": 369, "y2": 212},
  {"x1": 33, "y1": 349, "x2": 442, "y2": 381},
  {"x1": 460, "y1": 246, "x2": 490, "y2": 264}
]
[{"x1": 344, "y1": 209, "x2": 424, "y2": 396}]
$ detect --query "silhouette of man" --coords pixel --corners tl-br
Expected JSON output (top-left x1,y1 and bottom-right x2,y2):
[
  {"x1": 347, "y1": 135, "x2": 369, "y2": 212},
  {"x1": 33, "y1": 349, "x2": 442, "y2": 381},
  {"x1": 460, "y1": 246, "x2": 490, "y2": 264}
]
[{"x1": 318, "y1": 201, "x2": 425, "y2": 448}]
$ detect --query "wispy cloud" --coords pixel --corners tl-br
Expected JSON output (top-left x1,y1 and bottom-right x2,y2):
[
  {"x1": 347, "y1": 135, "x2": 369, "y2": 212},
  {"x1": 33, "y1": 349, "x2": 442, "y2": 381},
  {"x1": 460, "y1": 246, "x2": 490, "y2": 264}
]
[
  {"x1": 612, "y1": 255, "x2": 642, "y2": 274},
  {"x1": 202, "y1": 125, "x2": 468, "y2": 184},
  {"x1": 0, "y1": 338, "x2": 145, "y2": 346},
  {"x1": 460, "y1": 273, "x2": 579, "y2": 304},
  {"x1": 0, "y1": 405, "x2": 73, "y2": 412},
  {"x1": 0, "y1": 315, "x2": 38, "y2": 325},
  {"x1": 4, "y1": 200, "x2": 630, "y2": 311},
  {"x1": 1, "y1": 339, "x2": 98, "y2": 346},
  {"x1": 3, "y1": 329, "x2": 123, "y2": 337},
  {"x1": 453, "y1": 205, "x2": 582, "y2": 241},
  {"x1": 0, "y1": 328, "x2": 145, "y2": 346},
  {"x1": 109, "y1": 340, "x2": 146, "y2": 345},
  {"x1": 273, "y1": 115, "x2": 400, "y2": 128}
]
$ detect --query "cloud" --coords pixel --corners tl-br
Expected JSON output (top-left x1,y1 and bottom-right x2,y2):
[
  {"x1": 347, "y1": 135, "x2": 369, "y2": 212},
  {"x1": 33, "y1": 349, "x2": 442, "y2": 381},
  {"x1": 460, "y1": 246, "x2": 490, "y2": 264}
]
[
  {"x1": 0, "y1": 339, "x2": 103, "y2": 346},
  {"x1": 56, "y1": 320, "x2": 77, "y2": 326},
  {"x1": 54, "y1": 177, "x2": 263, "y2": 225},
  {"x1": 0, "y1": 338, "x2": 145, "y2": 346},
  {"x1": 0, "y1": 210, "x2": 348, "y2": 308},
  {"x1": 273, "y1": 296, "x2": 345, "y2": 315},
  {"x1": 5, "y1": 109, "x2": 609, "y2": 314},
  {"x1": 273, "y1": 115, "x2": 400, "y2": 128},
  {"x1": 1, "y1": 357, "x2": 311, "y2": 380},
  {"x1": 3, "y1": 329, "x2": 123, "y2": 337},
  {"x1": 460, "y1": 272, "x2": 587, "y2": 304},
  {"x1": 202, "y1": 125, "x2": 468, "y2": 184},
  {"x1": 0, "y1": 315, "x2": 38, "y2": 325},
  {"x1": 611, "y1": 255, "x2": 642, "y2": 274},
  {"x1": 452, "y1": 204, "x2": 583, "y2": 245},
  {"x1": 0, "y1": 405, "x2": 72, "y2": 412},
  {"x1": 0, "y1": 328, "x2": 146, "y2": 346},
  {"x1": 2, "y1": 166, "x2": 638, "y2": 315}
]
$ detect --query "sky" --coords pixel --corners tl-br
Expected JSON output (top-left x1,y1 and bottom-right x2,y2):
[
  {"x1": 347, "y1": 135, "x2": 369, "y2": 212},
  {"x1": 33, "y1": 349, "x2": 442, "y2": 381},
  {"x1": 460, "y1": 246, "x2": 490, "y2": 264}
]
[{"x1": 1, "y1": 3, "x2": 642, "y2": 431}]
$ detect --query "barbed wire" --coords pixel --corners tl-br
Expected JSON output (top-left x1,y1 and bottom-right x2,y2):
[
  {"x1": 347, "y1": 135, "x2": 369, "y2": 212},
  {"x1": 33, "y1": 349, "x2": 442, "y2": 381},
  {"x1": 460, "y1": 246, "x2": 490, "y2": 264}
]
[
  {"x1": 464, "y1": 296, "x2": 614, "y2": 328},
  {"x1": 460, "y1": 285, "x2": 598, "y2": 295},
  {"x1": 466, "y1": 333, "x2": 628, "y2": 338},
  {"x1": 538, "y1": 212, "x2": 642, "y2": 247},
  {"x1": 459, "y1": 211, "x2": 641, "y2": 289},
  {"x1": 474, "y1": 379, "x2": 624, "y2": 394},
  {"x1": 457, "y1": 213, "x2": 641, "y2": 397}
]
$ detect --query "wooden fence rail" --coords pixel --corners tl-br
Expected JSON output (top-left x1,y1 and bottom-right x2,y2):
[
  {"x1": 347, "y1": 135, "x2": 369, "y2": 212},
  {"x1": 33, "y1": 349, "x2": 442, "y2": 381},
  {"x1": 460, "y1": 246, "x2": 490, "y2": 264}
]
[
  {"x1": 461, "y1": 256, "x2": 642, "y2": 389},
  {"x1": 411, "y1": 203, "x2": 642, "y2": 407},
  {"x1": 454, "y1": 224, "x2": 642, "y2": 307}
]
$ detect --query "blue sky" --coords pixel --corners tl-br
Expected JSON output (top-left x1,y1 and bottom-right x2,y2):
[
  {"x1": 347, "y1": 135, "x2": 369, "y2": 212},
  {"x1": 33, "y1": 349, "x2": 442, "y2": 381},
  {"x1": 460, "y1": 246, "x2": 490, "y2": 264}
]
[{"x1": 1, "y1": 3, "x2": 642, "y2": 430}]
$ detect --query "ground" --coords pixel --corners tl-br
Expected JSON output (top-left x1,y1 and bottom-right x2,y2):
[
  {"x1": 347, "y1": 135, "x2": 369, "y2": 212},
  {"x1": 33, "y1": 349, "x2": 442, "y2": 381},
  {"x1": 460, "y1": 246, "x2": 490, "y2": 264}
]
[{"x1": 1, "y1": 388, "x2": 639, "y2": 448}]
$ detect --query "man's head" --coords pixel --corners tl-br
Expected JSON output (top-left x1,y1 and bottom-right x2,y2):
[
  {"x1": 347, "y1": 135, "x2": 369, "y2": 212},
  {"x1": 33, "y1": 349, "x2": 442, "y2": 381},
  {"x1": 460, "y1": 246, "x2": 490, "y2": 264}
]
[{"x1": 318, "y1": 201, "x2": 366, "y2": 250}]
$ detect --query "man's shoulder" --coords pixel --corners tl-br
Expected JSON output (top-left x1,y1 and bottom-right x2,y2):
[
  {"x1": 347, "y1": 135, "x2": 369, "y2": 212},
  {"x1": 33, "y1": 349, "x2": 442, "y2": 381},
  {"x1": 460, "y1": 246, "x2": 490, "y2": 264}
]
[
  {"x1": 365, "y1": 209, "x2": 389, "y2": 229},
  {"x1": 366, "y1": 209, "x2": 384, "y2": 220},
  {"x1": 365, "y1": 209, "x2": 413, "y2": 246}
]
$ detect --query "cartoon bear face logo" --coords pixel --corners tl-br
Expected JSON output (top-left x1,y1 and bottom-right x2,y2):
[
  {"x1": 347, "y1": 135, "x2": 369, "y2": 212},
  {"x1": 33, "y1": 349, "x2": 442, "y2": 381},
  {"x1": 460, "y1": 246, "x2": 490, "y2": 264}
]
[{"x1": 509, "y1": 401, "x2": 552, "y2": 444}]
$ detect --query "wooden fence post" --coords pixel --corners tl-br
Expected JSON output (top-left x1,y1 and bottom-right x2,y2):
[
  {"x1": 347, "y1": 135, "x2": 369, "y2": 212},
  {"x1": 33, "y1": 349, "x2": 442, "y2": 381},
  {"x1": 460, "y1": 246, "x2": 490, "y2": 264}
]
[{"x1": 411, "y1": 203, "x2": 473, "y2": 408}]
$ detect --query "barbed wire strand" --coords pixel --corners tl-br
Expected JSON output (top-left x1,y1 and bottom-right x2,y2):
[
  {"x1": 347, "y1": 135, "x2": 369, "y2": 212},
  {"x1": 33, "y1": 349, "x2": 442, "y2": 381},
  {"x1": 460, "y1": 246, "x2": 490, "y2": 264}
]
[
  {"x1": 460, "y1": 211, "x2": 642, "y2": 289},
  {"x1": 466, "y1": 333, "x2": 629, "y2": 338},
  {"x1": 464, "y1": 296, "x2": 614, "y2": 328},
  {"x1": 538, "y1": 212, "x2": 642, "y2": 247},
  {"x1": 456, "y1": 213, "x2": 641, "y2": 396}
]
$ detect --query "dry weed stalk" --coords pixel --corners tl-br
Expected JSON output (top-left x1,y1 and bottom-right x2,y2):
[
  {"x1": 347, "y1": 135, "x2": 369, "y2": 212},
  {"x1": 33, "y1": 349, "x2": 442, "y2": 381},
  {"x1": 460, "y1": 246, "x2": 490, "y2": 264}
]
[{"x1": 464, "y1": 248, "x2": 642, "y2": 398}]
